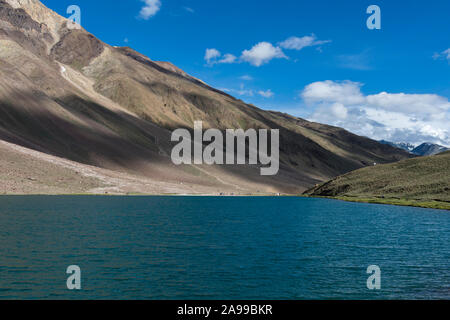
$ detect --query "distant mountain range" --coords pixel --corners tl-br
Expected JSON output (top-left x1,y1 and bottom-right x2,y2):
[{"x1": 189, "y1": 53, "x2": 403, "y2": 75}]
[
  {"x1": 411, "y1": 143, "x2": 449, "y2": 156},
  {"x1": 379, "y1": 140, "x2": 449, "y2": 156},
  {"x1": 379, "y1": 140, "x2": 416, "y2": 152}
]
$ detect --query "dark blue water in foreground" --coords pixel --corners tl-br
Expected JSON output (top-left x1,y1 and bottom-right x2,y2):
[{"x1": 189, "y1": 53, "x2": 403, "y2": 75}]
[{"x1": 0, "y1": 196, "x2": 448, "y2": 300}]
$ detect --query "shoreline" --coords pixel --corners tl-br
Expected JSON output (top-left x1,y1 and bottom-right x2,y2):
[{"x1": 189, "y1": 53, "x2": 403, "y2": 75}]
[
  {"x1": 0, "y1": 193, "x2": 288, "y2": 197},
  {"x1": 308, "y1": 195, "x2": 450, "y2": 211},
  {"x1": 0, "y1": 193, "x2": 449, "y2": 210}
]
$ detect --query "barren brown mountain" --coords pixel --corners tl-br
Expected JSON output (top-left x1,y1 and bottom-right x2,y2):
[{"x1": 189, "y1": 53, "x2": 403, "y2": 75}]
[{"x1": 0, "y1": 0, "x2": 412, "y2": 195}]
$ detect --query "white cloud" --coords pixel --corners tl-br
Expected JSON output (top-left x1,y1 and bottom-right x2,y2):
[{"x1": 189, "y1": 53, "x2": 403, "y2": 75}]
[
  {"x1": 442, "y1": 48, "x2": 449, "y2": 59},
  {"x1": 301, "y1": 80, "x2": 450, "y2": 146},
  {"x1": 204, "y1": 34, "x2": 329, "y2": 68},
  {"x1": 433, "y1": 48, "x2": 450, "y2": 61},
  {"x1": 330, "y1": 103, "x2": 348, "y2": 119},
  {"x1": 279, "y1": 34, "x2": 331, "y2": 51},
  {"x1": 204, "y1": 48, "x2": 221, "y2": 64},
  {"x1": 302, "y1": 80, "x2": 365, "y2": 105},
  {"x1": 204, "y1": 49, "x2": 236, "y2": 65},
  {"x1": 222, "y1": 85, "x2": 274, "y2": 99},
  {"x1": 219, "y1": 53, "x2": 237, "y2": 64},
  {"x1": 258, "y1": 89, "x2": 274, "y2": 98},
  {"x1": 366, "y1": 92, "x2": 448, "y2": 114},
  {"x1": 184, "y1": 7, "x2": 194, "y2": 13},
  {"x1": 139, "y1": 0, "x2": 161, "y2": 20},
  {"x1": 241, "y1": 42, "x2": 287, "y2": 67},
  {"x1": 221, "y1": 84, "x2": 254, "y2": 97}
]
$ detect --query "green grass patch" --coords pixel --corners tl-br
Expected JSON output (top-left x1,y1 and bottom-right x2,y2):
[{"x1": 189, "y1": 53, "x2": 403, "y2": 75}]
[{"x1": 310, "y1": 195, "x2": 450, "y2": 211}]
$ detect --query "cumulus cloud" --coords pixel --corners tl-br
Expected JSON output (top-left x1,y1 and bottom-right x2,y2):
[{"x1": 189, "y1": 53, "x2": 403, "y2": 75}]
[
  {"x1": 302, "y1": 80, "x2": 365, "y2": 105},
  {"x1": 204, "y1": 34, "x2": 329, "y2": 67},
  {"x1": 330, "y1": 103, "x2": 348, "y2": 119},
  {"x1": 139, "y1": 0, "x2": 161, "y2": 20},
  {"x1": 219, "y1": 53, "x2": 237, "y2": 64},
  {"x1": 279, "y1": 34, "x2": 331, "y2": 51},
  {"x1": 258, "y1": 89, "x2": 274, "y2": 98},
  {"x1": 301, "y1": 80, "x2": 450, "y2": 146},
  {"x1": 241, "y1": 42, "x2": 287, "y2": 67},
  {"x1": 204, "y1": 49, "x2": 236, "y2": 65},
  {"x1": 204, "y1": 48, "x2": 221, "y2": 64}
]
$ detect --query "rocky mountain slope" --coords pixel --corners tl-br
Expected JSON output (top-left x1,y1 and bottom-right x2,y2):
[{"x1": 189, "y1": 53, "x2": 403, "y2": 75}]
[
  {"x1": 412, "y1": 143, "x2": 449, "y2": 156},
  {"x1": 0, "y1": 0, "x2": 412, "y2": 194}
]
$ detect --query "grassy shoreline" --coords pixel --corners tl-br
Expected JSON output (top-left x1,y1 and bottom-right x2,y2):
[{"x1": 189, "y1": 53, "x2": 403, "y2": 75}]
[
  {"x1": 308, "y1": 195, "x2": 450, "y2": 211},
  {"x1": 304, "y1": 152, "x2": 450, "y2": 211}
]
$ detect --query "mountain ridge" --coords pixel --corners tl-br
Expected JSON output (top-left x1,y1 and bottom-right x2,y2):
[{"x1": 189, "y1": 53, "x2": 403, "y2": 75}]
[
  {"x1": 379, "y1": 140, "x2": 449, "y2": 156},
  {"x1": 412, "y1": 143, "x2": 449, "y2": 156},
  {"x1": 0, "y1": 0, "x2": 412, "y2": 194}
]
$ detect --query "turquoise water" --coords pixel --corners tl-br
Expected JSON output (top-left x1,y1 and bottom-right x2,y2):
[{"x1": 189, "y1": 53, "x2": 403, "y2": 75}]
[{"x1": 0, "y1": 196, "x2": 448, "y2": 300}]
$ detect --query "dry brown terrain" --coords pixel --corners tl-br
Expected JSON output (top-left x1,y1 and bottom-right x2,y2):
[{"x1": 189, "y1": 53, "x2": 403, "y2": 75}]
[
  {"x1": 0, "y1": 139, "x2": 256, "y2": 195},
  {"x1": 0, "y1": 0, "x2": 412, "y2": 195}
]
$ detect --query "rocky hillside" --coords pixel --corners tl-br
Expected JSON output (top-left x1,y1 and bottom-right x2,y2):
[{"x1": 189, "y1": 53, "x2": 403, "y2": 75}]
[{"x1": 0, "y1": 0, "x2": 412, "y2": 194}]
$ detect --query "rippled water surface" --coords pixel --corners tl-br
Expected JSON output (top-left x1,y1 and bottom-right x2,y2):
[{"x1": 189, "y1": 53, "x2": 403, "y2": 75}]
[{"x1": 0, "y1": 196, "x2": 448, "y2": 299}]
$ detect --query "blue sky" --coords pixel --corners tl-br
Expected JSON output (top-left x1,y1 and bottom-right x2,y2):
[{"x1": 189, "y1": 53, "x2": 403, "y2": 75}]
[{"x1": 41, "y1": 0, "x2": 450, "y2": 146}]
